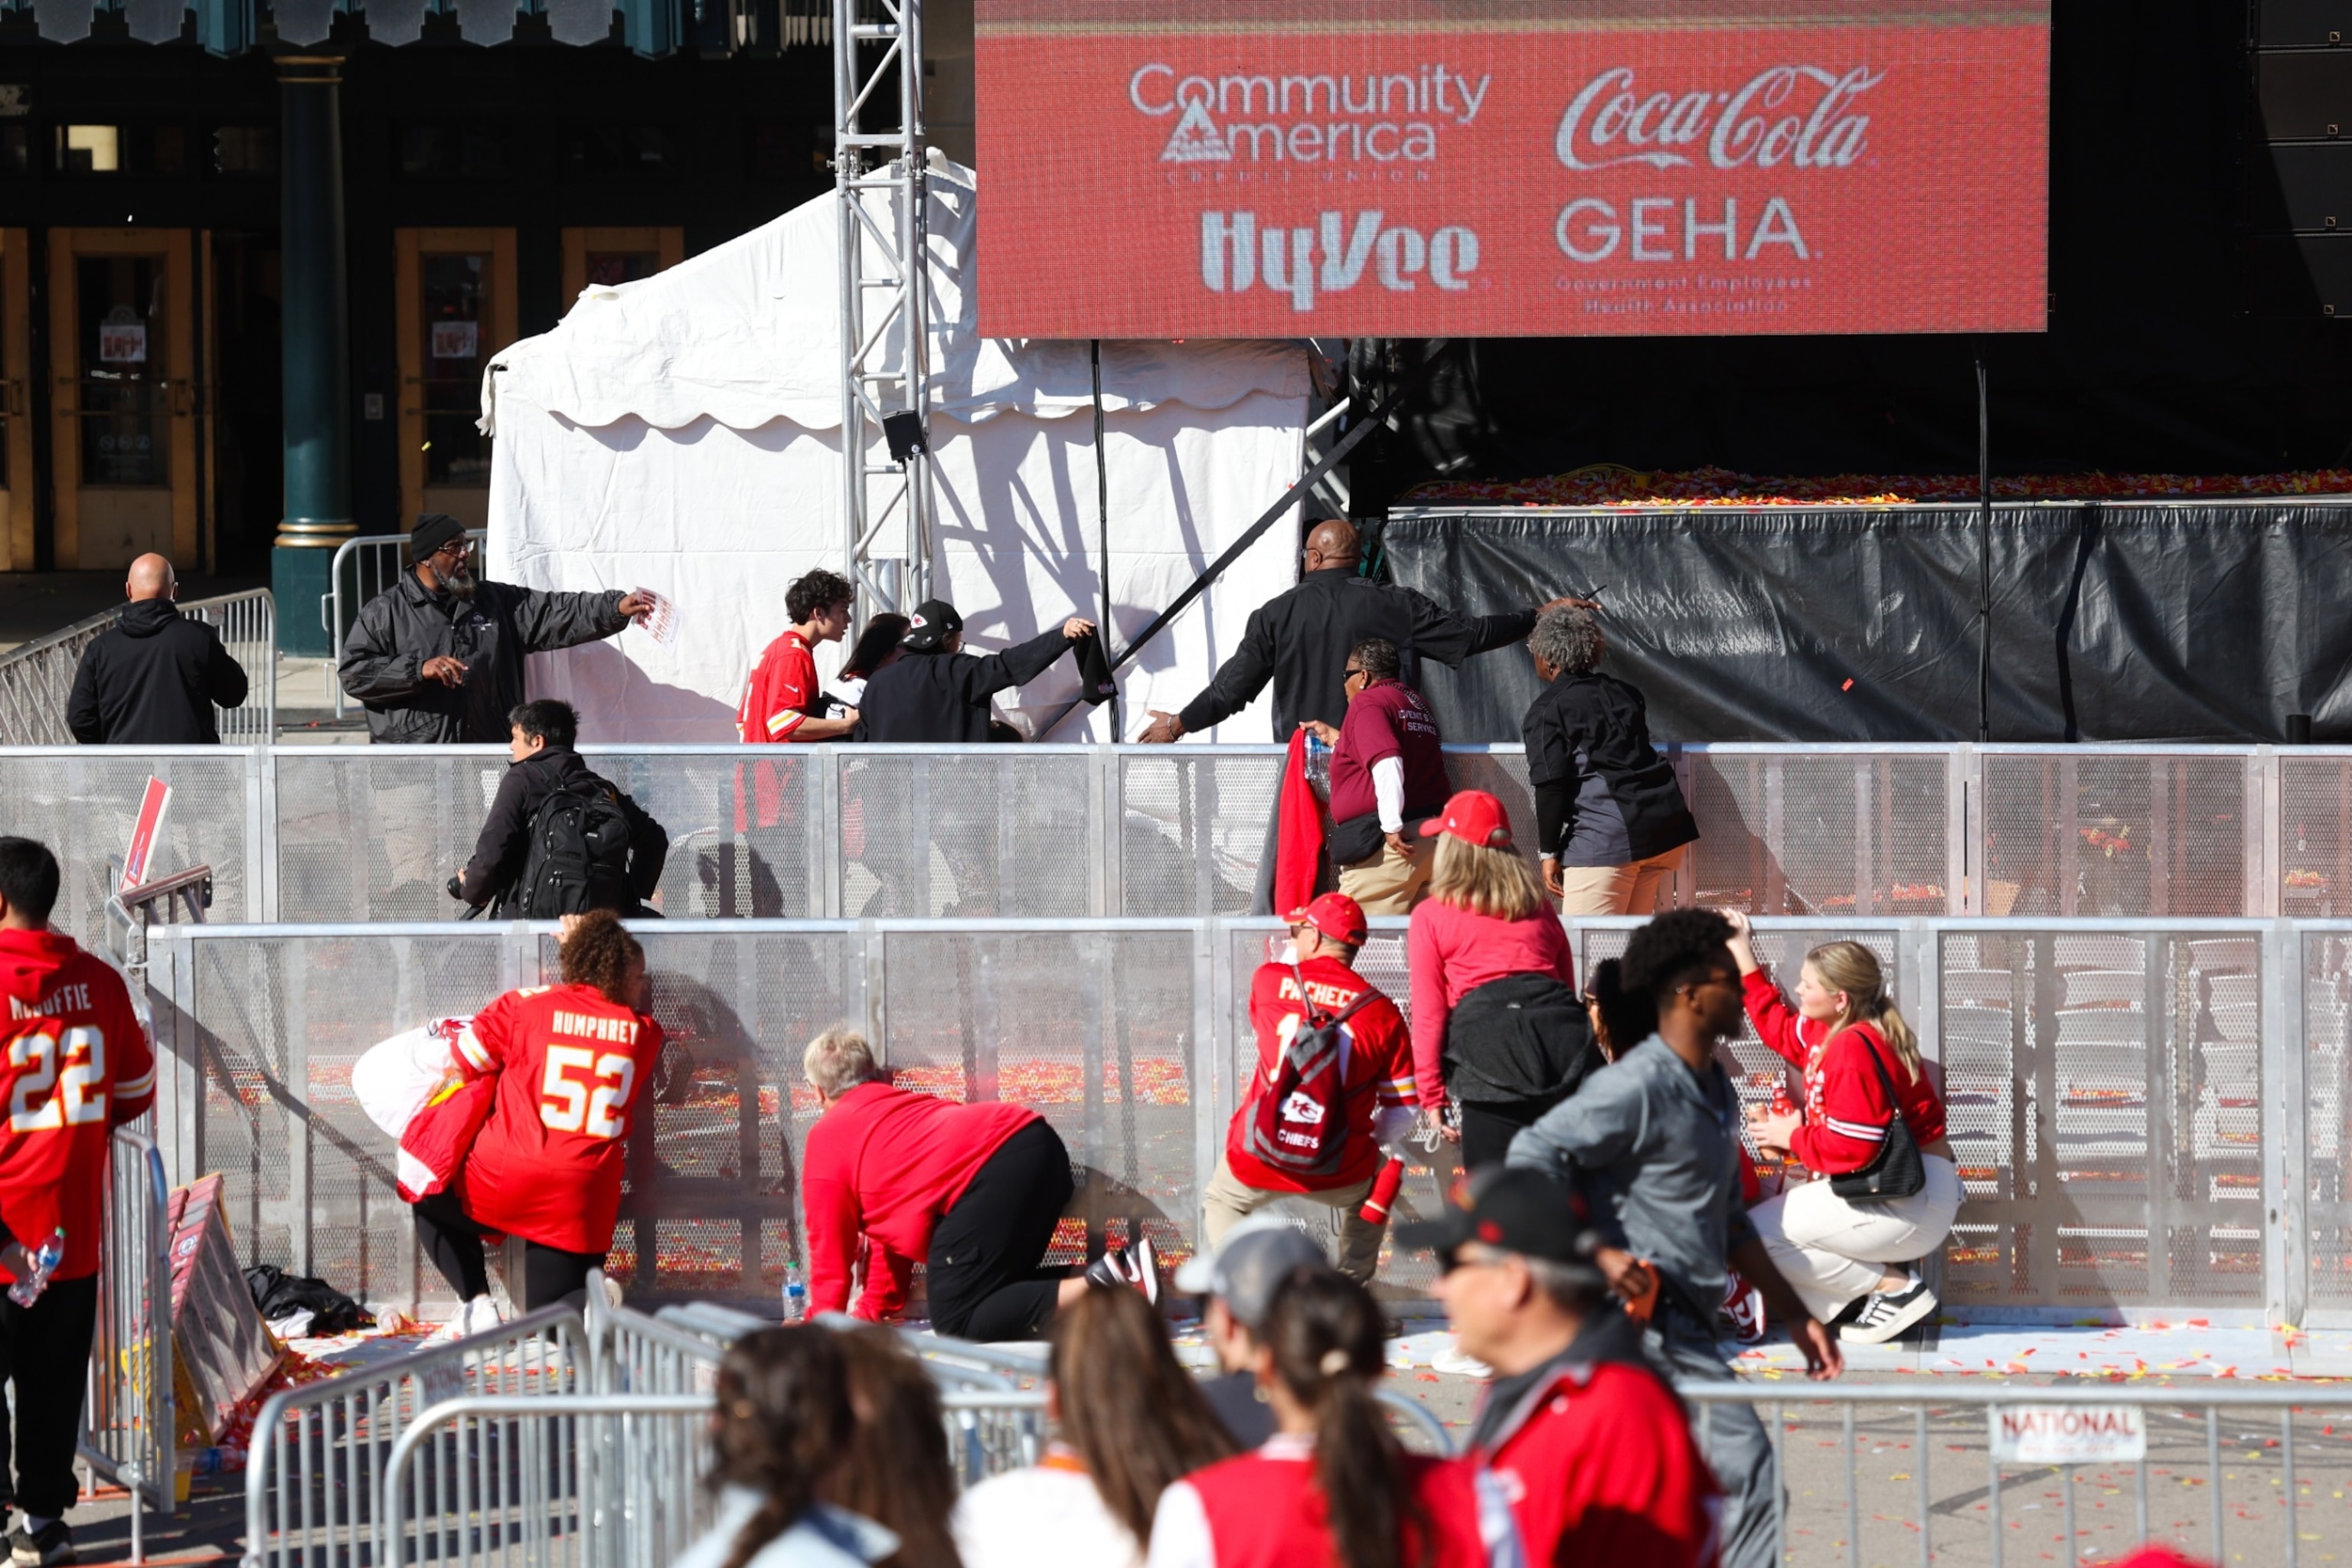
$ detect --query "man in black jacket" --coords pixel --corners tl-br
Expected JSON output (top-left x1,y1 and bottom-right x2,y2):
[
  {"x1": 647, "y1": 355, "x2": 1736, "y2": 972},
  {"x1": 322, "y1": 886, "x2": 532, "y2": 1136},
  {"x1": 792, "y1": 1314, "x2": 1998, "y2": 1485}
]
[
  {"x1": 67, "y1": 554, "x2": 249, "y2": 744},
  {"x1": 337, "y1": 514, "x2": 653, "y2": 744},
  {"x1": 454, "y1": 699, "x2": 668, "y2": 916},
  {"x1": 1137, "y1": 518, "x2": 1568, "y2": 742},
  {"x1": 854, "y1": 599, "x2": 1096, "y2": 743}
]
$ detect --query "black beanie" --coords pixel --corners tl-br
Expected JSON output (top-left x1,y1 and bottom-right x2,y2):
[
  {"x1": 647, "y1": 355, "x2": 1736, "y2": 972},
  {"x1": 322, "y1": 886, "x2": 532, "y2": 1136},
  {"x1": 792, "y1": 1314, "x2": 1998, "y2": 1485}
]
[{"x1": 410, "y1": 513, "x2": 467, "y2": 558}]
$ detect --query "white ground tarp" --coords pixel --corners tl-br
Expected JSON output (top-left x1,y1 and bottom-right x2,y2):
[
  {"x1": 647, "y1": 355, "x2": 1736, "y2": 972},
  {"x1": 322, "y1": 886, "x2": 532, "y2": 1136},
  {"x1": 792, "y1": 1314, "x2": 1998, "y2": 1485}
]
[{"x1": 482, "y1": 159, "x2": 1308, "y2": 743}]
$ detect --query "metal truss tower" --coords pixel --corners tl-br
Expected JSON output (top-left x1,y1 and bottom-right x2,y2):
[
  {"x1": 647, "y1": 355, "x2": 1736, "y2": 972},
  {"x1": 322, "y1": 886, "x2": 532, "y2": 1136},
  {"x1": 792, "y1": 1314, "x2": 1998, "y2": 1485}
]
[{"x1": 834, "y1": 0, "x2": 934, "y2": 616}]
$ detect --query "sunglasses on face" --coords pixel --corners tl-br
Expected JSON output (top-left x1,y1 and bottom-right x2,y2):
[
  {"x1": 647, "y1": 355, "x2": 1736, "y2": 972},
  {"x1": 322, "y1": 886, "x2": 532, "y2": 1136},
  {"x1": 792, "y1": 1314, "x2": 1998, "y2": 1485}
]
[
  {"x1": 1437, "y1": 1246, "x2": 1510, "y2": 1276},
  {"x1": 1343, "y1": 667, "x2": 1367, "y2": 684}
]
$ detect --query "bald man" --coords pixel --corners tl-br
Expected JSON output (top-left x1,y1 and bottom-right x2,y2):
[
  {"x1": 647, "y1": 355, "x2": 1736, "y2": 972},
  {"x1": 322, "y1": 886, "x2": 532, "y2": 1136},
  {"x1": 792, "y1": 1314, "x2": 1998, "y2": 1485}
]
[
  {"x1": 67, "y1": 554, "x2": 249, "y2": 746},
  {"x1": 1139, "y1": 518, "x2": 1566, "y2": 743}
]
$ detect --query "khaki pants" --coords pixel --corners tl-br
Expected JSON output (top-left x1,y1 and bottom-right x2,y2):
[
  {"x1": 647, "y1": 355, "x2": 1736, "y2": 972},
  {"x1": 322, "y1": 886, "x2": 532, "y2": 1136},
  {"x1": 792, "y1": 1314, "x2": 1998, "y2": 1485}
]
[
  {"x1": 1553, "y1": 843, "x2": 1688, "y2": 916},
  {"x1": 1201, "y1": 1155, "x2": 1386, "y2": 1283},
  {"x1": 1747, "y1": 1156, "x2": 1962, "y2": 1321},
  {"x1": 1335, "y1": 835, "x2": 1435, "y2": 916}
]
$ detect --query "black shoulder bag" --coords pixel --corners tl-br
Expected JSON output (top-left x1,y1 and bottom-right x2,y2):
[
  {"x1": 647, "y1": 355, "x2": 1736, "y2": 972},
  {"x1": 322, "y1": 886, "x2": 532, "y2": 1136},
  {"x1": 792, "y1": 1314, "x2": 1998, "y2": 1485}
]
[{"x1": 1827, "y1": 1038, "x2": 1926, "y2": 1200}]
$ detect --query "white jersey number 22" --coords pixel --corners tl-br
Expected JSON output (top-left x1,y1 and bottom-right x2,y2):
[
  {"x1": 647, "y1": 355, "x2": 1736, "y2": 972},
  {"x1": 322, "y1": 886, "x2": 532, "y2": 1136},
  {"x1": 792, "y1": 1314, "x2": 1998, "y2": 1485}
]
[{"x1": 8, "y1": 1027, "x2": 108, "y2": 1133}]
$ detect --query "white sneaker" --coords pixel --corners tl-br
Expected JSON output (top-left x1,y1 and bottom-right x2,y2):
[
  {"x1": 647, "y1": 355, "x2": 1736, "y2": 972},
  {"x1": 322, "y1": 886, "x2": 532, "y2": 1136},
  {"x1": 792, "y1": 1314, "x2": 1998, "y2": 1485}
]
[
  {"x1": 1432, "y1": 1343, "x2": 1493, "y2": 1378},
  {"x1": 1839, "y1": 1276, "x2": 1938, "y2": 1344},
  {"x1": 1130, "y1": 1236, "x2": 1160, "y2": 1306},
  {"x1": 430, "y1": 1294, "x2": 503, "y2": 1344}
]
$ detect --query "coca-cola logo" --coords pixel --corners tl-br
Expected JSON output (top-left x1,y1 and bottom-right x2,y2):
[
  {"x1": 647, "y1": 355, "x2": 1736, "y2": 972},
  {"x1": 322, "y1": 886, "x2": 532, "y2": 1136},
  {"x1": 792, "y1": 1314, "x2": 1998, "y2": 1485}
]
[{"x1": 1555, "y1": 64, "x2": 1881, "y2": 172}]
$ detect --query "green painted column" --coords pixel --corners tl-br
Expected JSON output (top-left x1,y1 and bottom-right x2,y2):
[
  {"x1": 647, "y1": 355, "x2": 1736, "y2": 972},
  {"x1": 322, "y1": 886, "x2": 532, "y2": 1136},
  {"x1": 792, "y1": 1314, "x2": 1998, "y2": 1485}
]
[{"x1": 273, "y1": 54, "x2": 354, "y2": 656}]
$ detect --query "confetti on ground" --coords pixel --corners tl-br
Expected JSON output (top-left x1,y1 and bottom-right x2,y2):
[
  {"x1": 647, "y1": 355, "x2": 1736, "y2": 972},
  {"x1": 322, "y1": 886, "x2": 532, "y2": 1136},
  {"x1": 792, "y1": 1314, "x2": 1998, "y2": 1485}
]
[{"x1": 1402, "y1": 465, "x2": 2352, "y2": 509}]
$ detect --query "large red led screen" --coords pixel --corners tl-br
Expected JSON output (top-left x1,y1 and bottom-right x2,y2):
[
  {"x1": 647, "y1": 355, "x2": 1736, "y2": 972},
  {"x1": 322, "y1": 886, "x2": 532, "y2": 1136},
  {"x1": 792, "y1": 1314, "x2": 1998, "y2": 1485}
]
[{"x1": 974, "y1": 1, "x2": 2051, "y2": 338}]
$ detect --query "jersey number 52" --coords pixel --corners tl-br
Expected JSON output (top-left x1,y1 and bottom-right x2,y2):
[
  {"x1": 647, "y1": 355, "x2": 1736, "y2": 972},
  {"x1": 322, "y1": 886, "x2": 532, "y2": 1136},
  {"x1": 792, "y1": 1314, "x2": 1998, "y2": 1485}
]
[
  {"x1": 539, "y1": 1047, "x2": 635, "y2": 1140},
  {"x1": 9, "y1": 1027, "x2": 107, "y2": 1132}
]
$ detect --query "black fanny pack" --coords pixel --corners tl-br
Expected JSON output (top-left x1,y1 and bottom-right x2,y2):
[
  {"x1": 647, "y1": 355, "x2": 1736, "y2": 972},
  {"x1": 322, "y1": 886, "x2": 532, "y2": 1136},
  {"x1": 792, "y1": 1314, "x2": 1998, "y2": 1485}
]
[
  {"x1": 1329, "y1": 807, "x2": 1442, "y2": 868},
  {"x1": 1327, "y1": 811, "x2": 1386, "y2": 867},
  {"x1": 1443, "y1": 973, "x2": 1600, "y2": 1104}
]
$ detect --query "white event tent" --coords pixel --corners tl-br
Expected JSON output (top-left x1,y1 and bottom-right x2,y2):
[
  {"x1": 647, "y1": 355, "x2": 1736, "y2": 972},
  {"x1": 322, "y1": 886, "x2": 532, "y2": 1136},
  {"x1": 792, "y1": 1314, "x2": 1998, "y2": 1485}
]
[{"x1": 480, "y1": 158, "x2": 1309, "y2": 743}]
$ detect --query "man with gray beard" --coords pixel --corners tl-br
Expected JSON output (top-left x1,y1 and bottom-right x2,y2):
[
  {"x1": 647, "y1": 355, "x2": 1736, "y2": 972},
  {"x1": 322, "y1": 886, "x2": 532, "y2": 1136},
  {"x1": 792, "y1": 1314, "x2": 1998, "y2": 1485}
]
[{"x1": 338, "y1": 514, "x2": 653, "y2": 744}]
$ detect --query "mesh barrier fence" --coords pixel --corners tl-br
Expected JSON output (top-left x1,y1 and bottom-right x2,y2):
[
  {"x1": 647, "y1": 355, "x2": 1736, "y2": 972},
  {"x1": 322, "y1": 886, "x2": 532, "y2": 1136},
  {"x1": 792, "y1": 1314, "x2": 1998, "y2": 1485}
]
[
  {"x1": 0, "y1": 747, "x2": 256, "y2": 953},
  {"x1": 1116, "y1": 749, "x2": 1285, "y2": 916},
  {"x1": 144, "y1": 915, "x2": 2345, "y2": 1322},
  {"x1": 1980, "y1": 747, "x2": 2258, "y2": 917},
  {"x1": 2301, "y1": 926, "x2": 2352, "y2": 1318},
  {"x1": 9, "y1": 741, "x2": 2348, "y2": 926}
]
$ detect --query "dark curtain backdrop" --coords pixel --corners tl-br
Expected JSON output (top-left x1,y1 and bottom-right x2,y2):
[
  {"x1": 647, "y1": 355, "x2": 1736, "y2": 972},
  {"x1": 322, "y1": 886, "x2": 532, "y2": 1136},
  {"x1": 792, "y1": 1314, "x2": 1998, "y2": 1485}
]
[{"x1": 1384, "y1": 504, "x2": 2352, "y2": 744}]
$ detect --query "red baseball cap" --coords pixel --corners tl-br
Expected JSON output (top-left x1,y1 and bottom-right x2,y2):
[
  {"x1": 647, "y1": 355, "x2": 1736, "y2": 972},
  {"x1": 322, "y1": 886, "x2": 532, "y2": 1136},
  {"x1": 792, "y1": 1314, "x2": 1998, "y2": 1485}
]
[
  {"x1": 1419, "y1": 788, "x2": 1513, "y2": 849},
  {"x1": 1285, "y1": 891, "x2": 1368, "y2": 946}
]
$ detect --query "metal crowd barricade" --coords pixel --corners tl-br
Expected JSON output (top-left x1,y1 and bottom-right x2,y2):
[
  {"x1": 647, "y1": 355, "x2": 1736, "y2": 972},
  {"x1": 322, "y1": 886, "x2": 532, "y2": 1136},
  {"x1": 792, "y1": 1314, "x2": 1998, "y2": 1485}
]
[
  {"x1": 325, "y1": 531, "x2": 482, "y2": 719},
  {"x1": 180, "y1": 589, "x2": 277, "y2": 744},
  {"x1": 240, "y1": 1305, "x2": 590, "y2": 1568},
  {"x1": 0, "y1": 590, "x2": 273, "y2": 746},
  {"x1": 1679, "y1": 1380, "x2": 2328, "y2": 1568},
  {"x1": 590, "y1": 1297, "x2": 726, "y2": 1398},
  {"x1": 381, "y1": 1393, "x2": 714, "y2": 1568},
  {"x1": 77, "y1": 1128, "x2": 174, "y2": 1560}
]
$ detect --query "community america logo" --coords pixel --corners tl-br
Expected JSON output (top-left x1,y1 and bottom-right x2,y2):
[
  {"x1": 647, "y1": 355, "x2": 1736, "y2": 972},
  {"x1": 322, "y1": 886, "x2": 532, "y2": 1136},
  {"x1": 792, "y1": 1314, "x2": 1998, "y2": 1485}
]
[{"x1": 1163, "y1": 100, "x2": 1230, "y2": 162}]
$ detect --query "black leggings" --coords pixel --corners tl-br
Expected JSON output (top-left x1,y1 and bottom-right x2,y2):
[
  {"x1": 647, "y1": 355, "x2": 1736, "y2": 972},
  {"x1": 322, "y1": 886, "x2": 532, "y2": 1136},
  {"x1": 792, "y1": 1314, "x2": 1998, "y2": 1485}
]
[
  {"x1": 924, "y1": 1119, "x2": 1077, "y2": 1341},
  {"x1": 413, "y1": 1191, "x2": 606, "y2": 1312},
  {"x1": 1459, "y1": 1094, "x2": 1573, "y2": 1173}
]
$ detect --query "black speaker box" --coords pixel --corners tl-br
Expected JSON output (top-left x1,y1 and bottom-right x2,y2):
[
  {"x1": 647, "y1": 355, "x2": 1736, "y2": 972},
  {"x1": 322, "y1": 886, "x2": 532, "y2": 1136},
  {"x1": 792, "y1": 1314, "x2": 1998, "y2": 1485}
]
[{"x1": 2258, "y1": 0, "x2": 2352, "y2": 46}]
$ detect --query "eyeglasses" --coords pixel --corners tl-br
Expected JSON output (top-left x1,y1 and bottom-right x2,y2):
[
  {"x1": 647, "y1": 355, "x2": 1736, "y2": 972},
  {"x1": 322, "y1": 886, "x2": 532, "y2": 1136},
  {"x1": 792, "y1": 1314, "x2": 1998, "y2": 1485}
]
[{"x1": 1342, "y1": 667, "x2": 1367, "y2": 684}]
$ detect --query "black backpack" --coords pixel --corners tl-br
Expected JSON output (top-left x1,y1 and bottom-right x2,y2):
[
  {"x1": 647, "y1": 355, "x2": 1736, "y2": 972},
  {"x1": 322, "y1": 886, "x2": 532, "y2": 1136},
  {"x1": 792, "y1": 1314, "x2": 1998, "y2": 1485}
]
[{"x1": 515, "y1": 775, "x2": 637, "y2": 917}]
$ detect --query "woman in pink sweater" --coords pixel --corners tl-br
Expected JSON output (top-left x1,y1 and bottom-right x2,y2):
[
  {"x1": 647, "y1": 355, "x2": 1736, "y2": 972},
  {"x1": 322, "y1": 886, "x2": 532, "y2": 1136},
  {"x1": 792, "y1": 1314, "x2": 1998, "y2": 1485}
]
[{"x1": 1405, "y1": 789, "x2": 1596, "y2": 1169}]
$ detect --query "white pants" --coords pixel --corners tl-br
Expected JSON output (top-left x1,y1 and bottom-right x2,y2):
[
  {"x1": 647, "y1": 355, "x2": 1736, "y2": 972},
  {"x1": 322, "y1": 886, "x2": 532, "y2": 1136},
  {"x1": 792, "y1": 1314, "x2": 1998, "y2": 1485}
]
[{"x1": 1747, "y1": 1155, "x2": 1962, "y2": 1321}]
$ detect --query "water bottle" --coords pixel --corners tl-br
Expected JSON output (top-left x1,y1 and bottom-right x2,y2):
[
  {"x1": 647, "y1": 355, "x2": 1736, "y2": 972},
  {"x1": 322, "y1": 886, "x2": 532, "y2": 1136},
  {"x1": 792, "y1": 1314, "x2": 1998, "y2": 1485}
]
[
  {"x1": 1302, "y1": 730, "x2": 1332, "y2": 798},
  {"x1": 8, "y1": 1228, "x2": 63, "y2": 1309},
  {"x1": 782, "y1": 1264, "x2": 807, "y2": 1324}
]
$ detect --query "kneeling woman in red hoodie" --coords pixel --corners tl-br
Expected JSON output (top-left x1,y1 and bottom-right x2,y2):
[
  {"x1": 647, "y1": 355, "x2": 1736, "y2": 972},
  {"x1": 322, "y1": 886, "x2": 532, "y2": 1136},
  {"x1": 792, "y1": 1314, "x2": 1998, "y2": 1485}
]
[
  {"x1": 1145, "y1": 1269, "x2": 1522, "y2": 1568},
  {"x1": 1726, "y1": 911, "x2": 1959, "y2": 1345}
]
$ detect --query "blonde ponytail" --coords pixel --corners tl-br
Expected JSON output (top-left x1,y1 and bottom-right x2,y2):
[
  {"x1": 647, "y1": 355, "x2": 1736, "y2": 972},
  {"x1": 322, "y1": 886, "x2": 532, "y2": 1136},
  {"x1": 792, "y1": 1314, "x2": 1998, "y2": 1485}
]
[{"x1": 1805, "y1": 940, "x2": 1923, "y2": 1084}]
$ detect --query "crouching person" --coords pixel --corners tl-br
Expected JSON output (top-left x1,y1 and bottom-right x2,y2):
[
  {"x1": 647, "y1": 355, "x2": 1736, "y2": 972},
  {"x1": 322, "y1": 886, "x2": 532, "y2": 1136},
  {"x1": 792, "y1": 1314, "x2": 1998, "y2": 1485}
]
[
  {"x1": 454, "y1": 699, "x2": 668, "y2": 918},
  {"x1": 1200, "y1": 893, "x2": 1418, "y2": 1283},
  {"x1": 416, "y1": 910, "x2": 667, "y2": 1334},
  {"x1": 801, "y1": 1030, "x2": 1155, "y2": 1340}
]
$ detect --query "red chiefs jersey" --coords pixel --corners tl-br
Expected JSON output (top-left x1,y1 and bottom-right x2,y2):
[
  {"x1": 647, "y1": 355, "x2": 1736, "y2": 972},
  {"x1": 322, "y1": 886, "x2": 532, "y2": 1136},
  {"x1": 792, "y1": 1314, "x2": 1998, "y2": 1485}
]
[
  {"x1": 451, "y1": 982, "x2": 664, "y2": 1253},
  {"x1": 0, "y1": 929, "x2": 155, "y2": 1282},
  {"x1": 1740, "y1": 970, "x2": 1945, "y2": 1175},
  {"x1": 1225, "y1": 956, "x2": 1415, "y2": 1194},
  {"x1": 736, "y1": 629, "x2": 820, "y2": 743},
  {"x1": 1478, "y1": 1359, "x2": 1720, "y2": 1567},
  {"x1": 1162, "y1": 1438, "x2": 1516, "y2": 1568}
]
